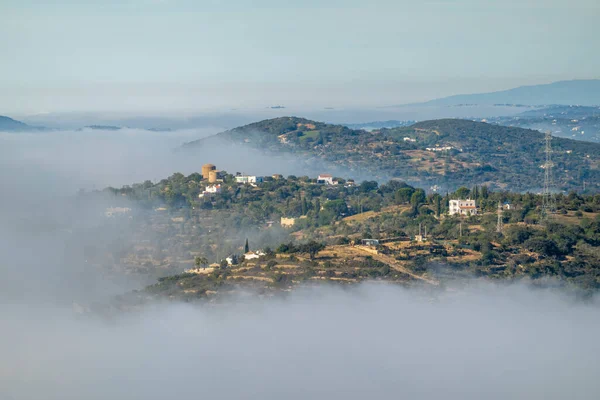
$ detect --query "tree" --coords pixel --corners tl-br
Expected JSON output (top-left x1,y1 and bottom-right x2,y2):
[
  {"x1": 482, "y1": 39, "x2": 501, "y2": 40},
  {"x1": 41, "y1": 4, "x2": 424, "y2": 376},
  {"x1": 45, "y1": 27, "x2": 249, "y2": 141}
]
[
  {"x1": 244, "y1": 238, "x2": 249, "y2": 253},
  {"x1": 323, "y1": 199, "x2": 348, "y2": 217},
  {"x1": 410, "y1": 189, "x2": 426, "y2": 214},
  {"x1": 395, "y1": 187, "x2": 415, "y2": 204},
  {"x1": 455, "y1": 187, "x2": 471, "y2": 199},
  {"x1": 299, "y1": 241, "x2": 326, "y2": 260},
  {"x1": 359, "y1": 181, "x2": 378, "y2": 193},
  {"x1": 195, "y1": 256, "x2": 209, "y2": 269},
  {"x1": 481, "y1": 185, "x2": 489, "y2": 199}
]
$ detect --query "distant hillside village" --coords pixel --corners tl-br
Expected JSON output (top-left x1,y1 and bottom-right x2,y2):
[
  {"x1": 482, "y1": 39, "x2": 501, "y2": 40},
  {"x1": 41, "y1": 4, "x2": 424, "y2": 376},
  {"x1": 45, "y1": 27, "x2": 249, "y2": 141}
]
[
  {"x1": 105, "y1": 162, "x2": 547, "y2": 233},
  {"x1": 96, "y1": 160, "x2": 600, "y2": 294},
  {"x1": 104, "y1": 162, "x2": 547, "y2": 227}
]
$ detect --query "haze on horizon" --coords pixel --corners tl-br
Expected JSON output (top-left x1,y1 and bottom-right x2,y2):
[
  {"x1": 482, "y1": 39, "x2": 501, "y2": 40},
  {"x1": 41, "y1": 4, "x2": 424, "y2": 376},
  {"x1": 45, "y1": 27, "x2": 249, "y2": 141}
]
[{"x1": 1, "y1": 0, "x2": 599, "y2": 115}]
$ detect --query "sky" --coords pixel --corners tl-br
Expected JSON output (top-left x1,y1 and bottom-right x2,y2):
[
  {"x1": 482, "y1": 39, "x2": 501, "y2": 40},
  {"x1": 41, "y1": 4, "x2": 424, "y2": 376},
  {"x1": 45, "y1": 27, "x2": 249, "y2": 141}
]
[{"x1": 1, "y1": 0, "x2": 599, "y2": 114}]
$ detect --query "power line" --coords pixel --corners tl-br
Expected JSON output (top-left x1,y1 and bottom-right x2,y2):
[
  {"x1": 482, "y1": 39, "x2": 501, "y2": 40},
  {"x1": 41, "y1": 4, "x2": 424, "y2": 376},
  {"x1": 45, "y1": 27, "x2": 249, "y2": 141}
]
[
  {"x1": 541, "y1": 131, "x2": 556, "y2": 224},
  {"x1": 497, "y1": 201, "x2": 504, "y2": 233}
]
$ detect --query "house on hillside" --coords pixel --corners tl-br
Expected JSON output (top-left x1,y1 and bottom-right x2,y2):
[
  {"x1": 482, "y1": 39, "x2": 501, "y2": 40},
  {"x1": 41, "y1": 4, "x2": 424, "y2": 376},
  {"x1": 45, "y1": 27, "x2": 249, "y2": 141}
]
[
  {"x1": 361, "y1": 239, "x2": 379, "y2": 246},
  {"x1": 449, "y1": 199, "x2": 478, "y2": 216},
  {"x1": 199, "y1": 184, "x2": 221, "y2": 198},
  {"x1": 426, "y1": 146, "x2": 454, "y2": 152},
  {"x1": 235, "y1": 174, "x2": 264, "y2": 184},
  {"x1": 105, "y1": 207, "x2": 131, "y2": 217},
  {"x1": 317, "y1": 174, "x2": 336, "y2": 185},
  {"x1": 244, "y1": 250, "x2": 266, "y2": 261},
  {"x1": 281, "y1": 217, "x2": 296, "y2": 227}
]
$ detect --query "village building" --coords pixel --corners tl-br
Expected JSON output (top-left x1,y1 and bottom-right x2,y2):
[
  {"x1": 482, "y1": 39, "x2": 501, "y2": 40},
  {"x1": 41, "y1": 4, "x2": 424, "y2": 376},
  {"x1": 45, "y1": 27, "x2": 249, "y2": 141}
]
[
  {"x1": 317, "y1": 174, "x2": 337, "y2": 185},
  {"x1": 235, "y1": 174, "x2": 264, "y2": 184},
  {"x1": 244, "y1": 250, "x2": 266, "y2": 261},
  {"x1": 280, "y1": 217, "x2": 296, "y2": 227},
  {"x1": 426, "y1": 146, "x2": 454, "y2": 152},
  {"x1": 199, "y1": 184, "x2": 221, "y2": 198},
  {"x1": 449, "y1": 199, "x2": 478, "y2": 216},
  {"x1": 361, "y1": 239, "x2": 379, "y2": 246},
  {"x1": 105, "y1": 207, "x2": 131, "y2": 217}
]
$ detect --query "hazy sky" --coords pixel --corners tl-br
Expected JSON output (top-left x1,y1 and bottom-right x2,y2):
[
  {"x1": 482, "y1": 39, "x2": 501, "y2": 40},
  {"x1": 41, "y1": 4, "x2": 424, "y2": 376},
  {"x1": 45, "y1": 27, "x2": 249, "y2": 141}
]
[{"x1": 1, "y1": 0, "x2": 599, "y2": 113}]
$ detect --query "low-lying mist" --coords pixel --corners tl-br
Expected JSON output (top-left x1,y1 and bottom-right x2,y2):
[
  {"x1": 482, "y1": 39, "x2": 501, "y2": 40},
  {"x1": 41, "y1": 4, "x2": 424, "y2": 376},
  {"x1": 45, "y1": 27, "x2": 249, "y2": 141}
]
[
  {"x1": 0, "y1": 126, "x2": 356, "y2": 305},
  {"x1": 1, "y1": 283, "x2": 599, "y2": 400},
  {"x1": 1, "y1": 126, "x2": 599, "y2": 399}
]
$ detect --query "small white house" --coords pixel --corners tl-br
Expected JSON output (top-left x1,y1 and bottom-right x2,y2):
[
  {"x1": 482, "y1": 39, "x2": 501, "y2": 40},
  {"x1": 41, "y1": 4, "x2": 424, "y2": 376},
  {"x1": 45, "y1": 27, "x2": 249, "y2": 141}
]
[
  {"x1": 235, "y1": 175, "x2": 264, "y2": 184},
  {"x1": 449, "y1": 199, "x2": 477, "y2": 216},
  {"x1": 317, "y1": 174, "x2": 336, "y2": 185},
  {"x1": 244, "y1": 250, "x2": 266, "y2": 261},
  {"x1": 105, "y1": 207, "x2": 131, "y2": 217},
  {"x1": 426, "y1": 146, "x2": 454, "y2": 152},
  {"x1": 403, "y1": 137, "x2": 416, "y2": 142},
  {"x1": 199, "y1": 184, "x2": 221, "y2": 198}
]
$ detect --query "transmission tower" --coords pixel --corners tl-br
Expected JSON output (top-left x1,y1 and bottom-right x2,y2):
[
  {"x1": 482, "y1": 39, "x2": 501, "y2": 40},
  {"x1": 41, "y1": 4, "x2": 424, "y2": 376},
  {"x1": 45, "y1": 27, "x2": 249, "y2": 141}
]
[
  {"x1": 541, "y1": 131, "x2": 556, "y2": 223},
  {"x1": 496, "y1": 201, "x2": 504, "y2": 233}
]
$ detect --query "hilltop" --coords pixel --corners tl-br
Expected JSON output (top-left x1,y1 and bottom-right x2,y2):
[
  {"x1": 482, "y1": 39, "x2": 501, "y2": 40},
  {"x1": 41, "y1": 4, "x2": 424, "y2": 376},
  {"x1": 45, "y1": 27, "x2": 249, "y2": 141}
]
[
  {"x1": 406, "y1": 79, "x2": 600, "y2": 107},
  {"x1": 93, "y1": 170, "x2": 600, "y2": 304},
  {"x1": 488, "y1": 105, "x2": 600, "y2": 143},
  {"x1": 0, "y1": 115, "x2": 37, "y2": 132},
  {"x1": 183, "y1": 117, "x2": 600, "y2": 192}
]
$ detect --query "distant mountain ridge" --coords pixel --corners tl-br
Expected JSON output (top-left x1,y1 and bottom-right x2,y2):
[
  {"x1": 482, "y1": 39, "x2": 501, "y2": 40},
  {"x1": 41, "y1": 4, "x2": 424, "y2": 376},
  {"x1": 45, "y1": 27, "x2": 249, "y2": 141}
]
[
  {"x1": 183, "y1": 116, "x2": 600, "y2": 192},
  {"x1": 406, "y1": 79, "x2": 600, "y2": 107},
  {"x1": 0, "y1": 115, "x2": 36, "y2": 131}
]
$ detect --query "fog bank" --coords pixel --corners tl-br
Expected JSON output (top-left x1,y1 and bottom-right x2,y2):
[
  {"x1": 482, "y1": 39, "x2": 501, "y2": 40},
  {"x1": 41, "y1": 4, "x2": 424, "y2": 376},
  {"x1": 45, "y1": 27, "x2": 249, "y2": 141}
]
[{"x1": 1, "y1": 284, "x2": 599, "y2": 400}]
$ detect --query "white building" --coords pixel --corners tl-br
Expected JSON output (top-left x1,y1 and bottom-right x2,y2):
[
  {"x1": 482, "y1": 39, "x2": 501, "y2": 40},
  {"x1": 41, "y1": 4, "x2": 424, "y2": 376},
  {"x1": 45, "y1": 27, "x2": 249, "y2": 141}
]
[
  {"x1": 244, "y1": 250, "x2": 266, "y2": 261},
  {"x1": 449, "y1": 199, "x2": 478, "y2": 216},
  {"x1": 199, "y1": 184, "x2": 221, "y2": 198},
  {"x1": 426, "y1": 146, "x2": 454, "y2": 152},
  {"x1": 235, "y1": 175, "x2": 263, "y2": 184},
  {"x1": 317, "y1": 174, "x2": 336, "y2": 185},
  {"x1": 403, "y1": 137, "x2": 416, "y2": 142},
  {"x1": 105, "y1": 207, "x2": 131, "y2": 217}
]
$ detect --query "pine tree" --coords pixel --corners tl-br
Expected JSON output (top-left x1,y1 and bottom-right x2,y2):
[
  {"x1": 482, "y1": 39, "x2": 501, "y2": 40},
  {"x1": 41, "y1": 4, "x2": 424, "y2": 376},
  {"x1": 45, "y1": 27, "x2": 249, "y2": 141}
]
[{"x1": 244, "y1": 238, "x2": 249, "y2": 253}]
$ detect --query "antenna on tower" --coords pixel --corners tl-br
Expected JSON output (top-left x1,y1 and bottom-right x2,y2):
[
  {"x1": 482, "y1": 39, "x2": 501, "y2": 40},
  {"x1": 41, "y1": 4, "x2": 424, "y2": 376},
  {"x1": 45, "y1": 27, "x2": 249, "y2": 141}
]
[
  {"x1": 541, "y1": 131, "x2": 556, "y2": 224},
  {"x1": 496, "y1": 201, "x2": 504, "y2": 233}
]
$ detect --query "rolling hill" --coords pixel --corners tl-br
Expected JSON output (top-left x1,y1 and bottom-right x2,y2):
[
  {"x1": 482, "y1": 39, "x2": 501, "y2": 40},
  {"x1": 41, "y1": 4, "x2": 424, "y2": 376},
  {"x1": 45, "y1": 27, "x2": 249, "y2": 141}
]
[
  {"x1": 183, "y1": 117, "x2": 600, "y2": 192},
  {"x1": 408, "y1": 79, "x2": 600, "y2": 107},
  {"x1": 0, "y1": 115, "x2": 34, "y2": 131}
]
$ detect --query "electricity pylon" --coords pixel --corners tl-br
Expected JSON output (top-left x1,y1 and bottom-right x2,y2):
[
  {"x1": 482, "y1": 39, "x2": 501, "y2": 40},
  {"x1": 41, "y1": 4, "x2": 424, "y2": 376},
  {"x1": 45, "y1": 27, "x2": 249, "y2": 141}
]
[{"x1": 541, "y1": 131, "x2": 556, "y2": 224}]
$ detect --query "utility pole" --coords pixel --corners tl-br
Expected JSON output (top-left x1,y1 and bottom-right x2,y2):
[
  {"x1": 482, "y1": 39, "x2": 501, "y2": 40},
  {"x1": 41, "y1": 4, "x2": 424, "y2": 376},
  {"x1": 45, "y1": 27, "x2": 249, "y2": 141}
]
[
  {"x1": 496, "y1": 201, "x2": 504, "y2": 234},
  {"x1": 459, "y1": 222, "x2": 462, "y2": 238},
  {"x1": 541, "y1": 131, "x2": 556, "y2": 224}
]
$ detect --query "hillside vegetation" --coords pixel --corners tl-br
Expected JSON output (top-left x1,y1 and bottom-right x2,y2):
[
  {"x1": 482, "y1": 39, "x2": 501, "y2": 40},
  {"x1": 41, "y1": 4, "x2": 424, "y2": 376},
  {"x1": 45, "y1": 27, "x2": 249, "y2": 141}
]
[
  {"x1": 90, "y1": 170, "x2": 600, "y2": 304},
  {"x1": 184, "y1": 117, "x2": 600, "y2": 192}
]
